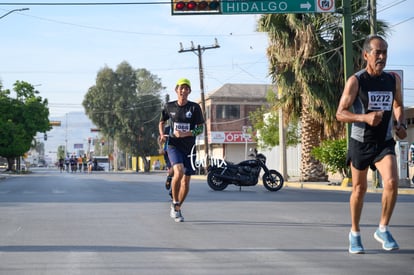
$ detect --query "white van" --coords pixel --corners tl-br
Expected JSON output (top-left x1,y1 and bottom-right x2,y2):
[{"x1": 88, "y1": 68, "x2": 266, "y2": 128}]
[{"x1": 93, "y1": 156, "x2": 110, "y2": 171}]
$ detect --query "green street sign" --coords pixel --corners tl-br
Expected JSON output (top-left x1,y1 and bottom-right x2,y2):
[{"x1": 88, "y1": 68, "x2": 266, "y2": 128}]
[{"x1": 221, "y1": 0, "x2": 335, "y2": 14}]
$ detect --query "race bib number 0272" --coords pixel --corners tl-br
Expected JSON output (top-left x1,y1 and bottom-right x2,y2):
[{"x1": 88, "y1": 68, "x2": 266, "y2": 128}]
[{"x1": 368, "y1": 91, "x2": 393, "y2": 111}]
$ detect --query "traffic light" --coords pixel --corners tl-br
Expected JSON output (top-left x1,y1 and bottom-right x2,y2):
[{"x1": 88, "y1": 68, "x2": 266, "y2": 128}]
[
  {"x1": 172, "y1": 0, "x2": 221, "y2": 15},
  {"x1": 44, "y1": 133, "x2": 47, "y2": 141}
]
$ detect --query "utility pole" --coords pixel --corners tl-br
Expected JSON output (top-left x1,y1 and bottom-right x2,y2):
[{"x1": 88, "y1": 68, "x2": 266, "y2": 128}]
[
  {"x1": 65, "y1": 113, "x2": 68, "y2": 158},
  {"x1": 178, "y1": 39, "x2": 220, "y2": 164},
  {"x1": 278, "y1": 86, "x2": 288, "y2": 180},
  {"x1": 368, "y1": 0, "x2": 377, "y2": 35}
]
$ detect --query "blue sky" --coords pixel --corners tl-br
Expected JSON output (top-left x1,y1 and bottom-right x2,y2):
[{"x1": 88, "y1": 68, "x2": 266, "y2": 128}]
[{"x1": 0, "y1": 0, "x2": 413, "y2": 118}]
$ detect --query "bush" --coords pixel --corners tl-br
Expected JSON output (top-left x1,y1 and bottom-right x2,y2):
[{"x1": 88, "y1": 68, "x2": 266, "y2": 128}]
[{"x1": 311, "y1": 139, "x2": 348, "y2": 179}]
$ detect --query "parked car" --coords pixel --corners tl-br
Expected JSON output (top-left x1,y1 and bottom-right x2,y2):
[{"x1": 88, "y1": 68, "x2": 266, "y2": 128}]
[
  {"x1": 92, "y1": 163, "x2": 105, "y2": 171},
  {"x1": 0, "y1": 157, "x2": 7, "y2": 169}
]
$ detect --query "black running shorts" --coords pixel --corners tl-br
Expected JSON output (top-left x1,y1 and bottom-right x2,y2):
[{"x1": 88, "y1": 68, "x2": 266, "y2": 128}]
[{"x1": 347, "y1": 138, "x2": 396, "y2": 171}]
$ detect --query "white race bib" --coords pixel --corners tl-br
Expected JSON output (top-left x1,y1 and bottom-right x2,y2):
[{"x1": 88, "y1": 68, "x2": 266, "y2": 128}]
[
  {"x1": 174, "y1": 122, "x2": 190, "y2": 132},
  {"x1": 367, "y1": 91, "x2": 393, "y2": 111}
]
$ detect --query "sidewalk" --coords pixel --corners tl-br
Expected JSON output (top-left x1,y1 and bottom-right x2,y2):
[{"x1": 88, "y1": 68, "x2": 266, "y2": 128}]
[
  {"x1": 284, "y1": 181, "x2": 414, "y2": 195},
  {"x1": 193, "y1": 174, "x2": 414, "y2": 195}
]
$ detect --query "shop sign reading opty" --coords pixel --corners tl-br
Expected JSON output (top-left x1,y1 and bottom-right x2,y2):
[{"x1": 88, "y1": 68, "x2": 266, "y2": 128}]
[{"x1": 209, "y1": 131, "x2": 254, "y2": 143}]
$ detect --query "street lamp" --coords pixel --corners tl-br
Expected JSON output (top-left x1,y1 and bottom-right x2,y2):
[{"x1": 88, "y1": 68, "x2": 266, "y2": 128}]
[{"x1": 0, "y1": 8, "x2": 29, "y2": 20}]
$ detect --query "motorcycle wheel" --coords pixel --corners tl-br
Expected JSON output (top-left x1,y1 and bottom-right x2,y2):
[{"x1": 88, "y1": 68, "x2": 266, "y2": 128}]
[
  {"x1": 262, "y1": 169, "x2": 284, "y2": 192},
  {"x1": 207, "y1": 170, "x2": 228, "y2": 191}
]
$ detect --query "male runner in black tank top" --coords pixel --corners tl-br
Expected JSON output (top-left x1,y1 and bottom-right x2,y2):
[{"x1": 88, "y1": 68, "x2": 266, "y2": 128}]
[{"x1": 336, "y1": 35, "x2": 406, "y2": 254}]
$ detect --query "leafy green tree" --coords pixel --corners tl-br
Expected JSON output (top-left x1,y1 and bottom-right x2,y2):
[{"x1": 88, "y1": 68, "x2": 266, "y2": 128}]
[
  {"x1": 311, "y1": 139, "x2": 347, "y2": 179},
  {"x1": 83, "y1": 66, "x2": 121, "y2": 138},
  {"x1": 249, "y1": 89, "x2": 300, "y2": 149},
  {"x1": 0, "y1": 81, "x2": 50, "y2": 171},
  {"x1": 57, "y1": 145, "x2": 66, "y2": 160},
  {"x1": 257, "y1": 0, "x2": 389, "y2": 181},
  {"x1": 117, "y1": 93, "x2": 162, "y2": 171},
  {"x1": 83, "y1": 62, "x2": 164, "y2": 172}
]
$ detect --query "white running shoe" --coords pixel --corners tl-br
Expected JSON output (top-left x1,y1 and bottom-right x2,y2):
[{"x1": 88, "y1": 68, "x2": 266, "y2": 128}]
[
  {"x1": 170, "y1": 204, "x2": 179, "y2": 219},
  {"x1": 174, "y1": 210, "x2": 184, "y2": 222}
]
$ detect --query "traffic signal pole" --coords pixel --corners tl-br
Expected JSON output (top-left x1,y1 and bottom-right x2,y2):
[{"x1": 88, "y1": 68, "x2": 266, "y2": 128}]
[
  {"x1": 178, "y1": 39, "x2": 220, "y2": 165},
  {"x1": 340, "y1": 0, "x2": 353, "y2": 187},
  {"x1": 342, "y1": 0, "x2": 353, "y2": 82}
]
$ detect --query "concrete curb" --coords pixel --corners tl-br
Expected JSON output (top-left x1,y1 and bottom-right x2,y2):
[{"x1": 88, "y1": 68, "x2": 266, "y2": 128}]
[
  {"x1": 193, "y1": 175, "x2": 414, "y2": 195},
  {"x1": 284, "y1": 181, "x2": 414, "y2": 195}
]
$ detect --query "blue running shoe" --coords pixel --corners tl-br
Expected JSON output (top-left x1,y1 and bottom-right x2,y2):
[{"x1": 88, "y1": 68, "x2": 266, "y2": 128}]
[
  {"x1": 349, "y1": 232, "x2": 365, "y2": 254},
  {"x1": 374, "y1": 229, "x2": 399, "y2": 251}
]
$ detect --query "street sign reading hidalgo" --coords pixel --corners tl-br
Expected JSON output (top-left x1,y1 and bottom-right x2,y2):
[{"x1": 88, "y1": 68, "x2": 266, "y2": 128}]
[
  {"x1": 171, "y1": 0, "x2": 335, "y2": 15},
  {"x1": 222, "y1": 0, "x2": 335, "y2": 14}
]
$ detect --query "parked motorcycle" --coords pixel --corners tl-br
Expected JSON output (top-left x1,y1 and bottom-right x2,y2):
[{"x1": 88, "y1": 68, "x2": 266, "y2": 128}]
[{"x1": 207, "y1": 149, "x2": 284, "y2": 191}]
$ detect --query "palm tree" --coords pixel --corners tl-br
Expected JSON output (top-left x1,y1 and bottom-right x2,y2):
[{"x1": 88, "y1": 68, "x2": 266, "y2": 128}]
[{"x1": 257, "y1": 0, "x2": 388, "y2": 181}]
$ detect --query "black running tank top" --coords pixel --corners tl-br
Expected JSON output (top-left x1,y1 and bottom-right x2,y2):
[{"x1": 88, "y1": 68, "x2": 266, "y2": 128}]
[{"x1": 350, "y1": 69, "x2": 396, "y2": 143}]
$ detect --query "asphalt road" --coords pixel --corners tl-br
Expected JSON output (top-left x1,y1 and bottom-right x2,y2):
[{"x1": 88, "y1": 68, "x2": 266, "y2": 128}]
[{"x1": 0, "y1": 168, "x2": 413, "y2": 275}]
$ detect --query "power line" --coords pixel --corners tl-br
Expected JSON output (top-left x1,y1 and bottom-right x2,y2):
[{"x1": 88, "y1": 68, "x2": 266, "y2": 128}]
[
  {"x1": 377, "y1": 0, "x2": 406, "y2": 13},
  {"x1": 0, "y1": 7, "x2": 264, "y2": 38},
  {"x1": 391, "y1": 16, "x2": 414, "y2": 27}
]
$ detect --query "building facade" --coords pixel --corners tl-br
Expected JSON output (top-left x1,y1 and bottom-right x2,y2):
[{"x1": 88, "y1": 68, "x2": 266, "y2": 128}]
[{"x1": 196, "y1": 83, "x2": 273, "y2": 164}]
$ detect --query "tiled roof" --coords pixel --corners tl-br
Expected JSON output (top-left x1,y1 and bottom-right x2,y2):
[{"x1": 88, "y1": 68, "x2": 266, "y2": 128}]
[{"x1": 206, "y1": 83, "x2": 273, "y2": 99}]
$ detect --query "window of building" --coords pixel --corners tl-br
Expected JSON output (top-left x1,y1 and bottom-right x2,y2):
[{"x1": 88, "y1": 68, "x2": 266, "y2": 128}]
[{"x1": 216, "y1": 105, "x2": 240, "y2": 119}]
